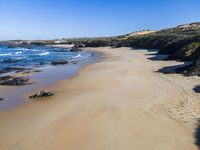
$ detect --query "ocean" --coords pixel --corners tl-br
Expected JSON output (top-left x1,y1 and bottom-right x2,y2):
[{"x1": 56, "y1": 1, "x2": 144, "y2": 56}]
[{"x1": 0, "y1": 45, "x2": 91, "y2": 75}]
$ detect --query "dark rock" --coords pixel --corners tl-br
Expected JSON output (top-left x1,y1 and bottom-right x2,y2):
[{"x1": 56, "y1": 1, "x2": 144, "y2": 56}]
[
  {"x1": 70, "y1": 47, "x2": 81, "y2": 52},
  {"x1": 29, "y1": 90, "x2": 54, "y2": 99},
  {"x1": 22, "y1": 69, "x2": 42, "y2": 74},
  {"x1": 0, "y1": 98, "x2": 3, "y2": 101},
  {"x1": 35, "y1": 70, "x2": 41, "y2": 72},
  {"x1": 0, "y1": 67, "x2": 27, "y2": 74},
  {"x1": 5, "y1": 67, "x2": 27, "y2": 73},
  {"x1": 3, "y1": 59, "x2": 21, "y2": 63},
  {"x1": 0, "y1": 76, "x2": 32, "y2": 86},
  {"x1": 40, "y1": 62, "x2": 46, "y2": 65},
  {"x1": 0, "y1": 76, "x2": 13, "y2": 81},
  {"x1": 6, "y1": 67, "x2": 26, "y2": 71},
  {"x1": 71, "y1": 60, "x2": 80, "y2": 64},
  {"x1": 51, "y1": 60, "x2": 69, "y2": 65},
  {"x1": 0, "y1": 70, "x2": 8, "y2": 74},
  {"x1": 175, "y1": 61, "x2": 200, "y2": 76}
]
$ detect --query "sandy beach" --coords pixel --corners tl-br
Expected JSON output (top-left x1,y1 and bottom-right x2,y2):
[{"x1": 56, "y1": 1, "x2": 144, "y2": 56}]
[{"x1": 0, "y1": 47, "x2": 200, "y2": 150}]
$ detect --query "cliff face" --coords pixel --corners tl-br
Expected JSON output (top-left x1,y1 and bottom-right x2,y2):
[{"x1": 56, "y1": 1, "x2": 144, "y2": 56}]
[
  {"x1": 126, "y1": 22, "x2": 200, "y2": 59},
  {"x1": 67, "y1": 22, "x2": 200, "y2": 76},
  {"x1": 126, "y1": 22, "x2": 200, "y2": 76}
]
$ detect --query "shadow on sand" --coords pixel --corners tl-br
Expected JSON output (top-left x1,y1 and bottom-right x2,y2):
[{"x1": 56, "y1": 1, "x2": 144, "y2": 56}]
[
  {"x1": 130, "y1": 45, "x2": 200, "y2": 150},
  {"x1": 157, "y1": 63, "x2": 190, "y2": 74},
  {"x1": 144, "y1": 51, "x2": 192, "y2": 74},
  {"x1": 195, "y1": 121, "x2": 200, "y2": 149},
  {"x1": 142, "y1": 49, "x2": 169, "y2": 61},
  {"x1": 147, "y1": 54, "x2": 169, "y2": 61},
  {"x1": 131, "y1": 48, "x2": 169, "y2": 60},
  {"x1": 193, "y1": 86, "x2": 200, "y2": 94}
]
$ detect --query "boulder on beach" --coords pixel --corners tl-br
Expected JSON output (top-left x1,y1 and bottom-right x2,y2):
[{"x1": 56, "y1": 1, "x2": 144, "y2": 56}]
[{"x1": 29, "y1": 90, "x2": 55, "y2": 99}]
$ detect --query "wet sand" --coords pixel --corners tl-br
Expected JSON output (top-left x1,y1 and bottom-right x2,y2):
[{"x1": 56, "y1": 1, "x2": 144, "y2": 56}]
[{"x1": 0, "y1": 47, "x2": 200, "y2": 150}]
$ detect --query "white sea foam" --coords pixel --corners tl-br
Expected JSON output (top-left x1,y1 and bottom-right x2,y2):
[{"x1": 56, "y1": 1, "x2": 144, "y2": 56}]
[
  {"x1": 31, "y1": 49, "x2": 40, "y2": 52},
  {"x1": 0, "y1": 51, "x2": 23, "y2": 56},
  {"x1": 15, "y1": 51, "x2": 23, "y2": 54},
  {"x1": 17, "y1": 48, "x2": 29, "y2": 51},
  {"x1": 15, "y1": 57, "x2": 26, "y2": 60},
  {"x1": 73, "y1": 54, "x2": 82, "y2": 58},
  {"x1": 0, "y1": 53, "x2": 12, "y2": 56},
  {"x1": 38, "y1": 51, "x2": 50, "y2": 56}
]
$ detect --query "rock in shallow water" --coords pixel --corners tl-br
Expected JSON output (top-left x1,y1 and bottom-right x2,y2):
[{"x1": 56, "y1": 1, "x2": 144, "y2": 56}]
[
  {"x1": 29, "y1": 90, "x2": 54, "y2": 99},
  {"x1": 70, "y1": 47, "x2": 82, "y2": 52},
  {"x1": 0, "y1": 67, "x2": 29, "y2": 74},
  {"x1": 22, "y1": 69, "x2": 42, "y2": 74},
  {"x1": 51, "y1": 60, "x2": 69, "y2": 65},
  {"x1": 0, "y1": 70, "x2": 8, "y2": 74},
  {"x1": 0, "y1": 76, "x2": 32, "y2": 86},
  {"x1": 0, "y1": 98, "x2": 3, "y2": 101}
]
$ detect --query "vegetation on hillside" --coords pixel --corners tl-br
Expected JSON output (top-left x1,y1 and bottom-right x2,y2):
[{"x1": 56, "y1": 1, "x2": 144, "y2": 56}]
[
  {"x1": 1, "y1": 22, "x2": 200, "y2": 76},
  {"x1": 63, "y1": 22, "x2": 200, "y2": 76}
]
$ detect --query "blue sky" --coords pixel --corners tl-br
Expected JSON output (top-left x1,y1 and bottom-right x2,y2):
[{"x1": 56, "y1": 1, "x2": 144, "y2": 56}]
[{"x1": 0, "y1": 0, "x2": 199, "y2": 40}]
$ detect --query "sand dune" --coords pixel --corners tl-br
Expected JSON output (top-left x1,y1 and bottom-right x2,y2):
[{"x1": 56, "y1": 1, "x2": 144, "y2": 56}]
[{"x1": 0, "y1": 47, "x2": 200, "y2": 150}]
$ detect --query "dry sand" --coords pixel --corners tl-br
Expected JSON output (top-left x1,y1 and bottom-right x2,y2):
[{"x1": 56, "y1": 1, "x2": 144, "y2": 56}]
[
  {"x1": 126, "y1": 30, "x2": 156, "y2": 37},
  {"x1": 0, "y1": 47, "x2": 200, "y2": 150}
]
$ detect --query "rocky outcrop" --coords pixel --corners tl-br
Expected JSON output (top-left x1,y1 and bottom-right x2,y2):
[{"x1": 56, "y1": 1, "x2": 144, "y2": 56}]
[
  {"x1": 167, "y1": 41, "x2": 200, "y2": 61},
  {"x1": 0, "y1": 76, "x2": 32, "y2": 86},
  {"x1": 29, "y1": 90, "x2": 54, "y2": 99},
  {"x1": 176, "y1": 58, "x2": 200, "y2": 76}
]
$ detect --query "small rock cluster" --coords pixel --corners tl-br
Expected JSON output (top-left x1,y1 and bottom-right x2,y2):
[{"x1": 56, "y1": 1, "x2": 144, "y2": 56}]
[
  {"x1": 0, "y1": 76, "x2": 31, "y2": 86},
  {"x1": 0, "y1": 67, "x2": 27, "y2": 74},
  {"x1": 22, "y1": 69, "x2": 42, "y2": 74},
  {"x1": 29, "y1": 90, "x2": 54, "y2": 99}
]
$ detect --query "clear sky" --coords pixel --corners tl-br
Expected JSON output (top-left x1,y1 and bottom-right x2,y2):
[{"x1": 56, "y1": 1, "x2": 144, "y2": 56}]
[{"x1": 0, "y1": 0, "x2": 200, "y2": 40}]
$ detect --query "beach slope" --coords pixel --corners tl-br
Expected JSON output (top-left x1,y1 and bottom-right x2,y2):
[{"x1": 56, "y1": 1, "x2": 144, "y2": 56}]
[{"x1": 0, "y1": 47, "x2": 199, "y2": 150}]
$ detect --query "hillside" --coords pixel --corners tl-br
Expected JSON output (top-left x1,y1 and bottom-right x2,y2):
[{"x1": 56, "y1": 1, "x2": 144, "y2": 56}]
[
  {"x1": 1, "y1": 22, "x2": 200, "y2": 76},
  {"x1": 124, "y1": 22, "x2": 200, "y2": 76},
  {"x1": 61, "y1": 22, "x2": 200, "y2": 76}
]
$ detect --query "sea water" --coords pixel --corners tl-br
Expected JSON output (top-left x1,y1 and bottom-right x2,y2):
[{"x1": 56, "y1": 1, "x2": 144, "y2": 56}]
[{"x1": 0, "y1": 45, "x2": 91, "y2": 74}]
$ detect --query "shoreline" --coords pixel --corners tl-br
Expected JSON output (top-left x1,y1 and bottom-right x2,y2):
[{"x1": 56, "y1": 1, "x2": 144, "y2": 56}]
[
  {"x1": 23, "y1": 49, "x2": 104, "y2": 102},
  {"x1": 0, "y1": 47, "x2": 200, "y2": 149},
  {"x1": 0, "y1": 47, "x2": 102, "y2": 111}
]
